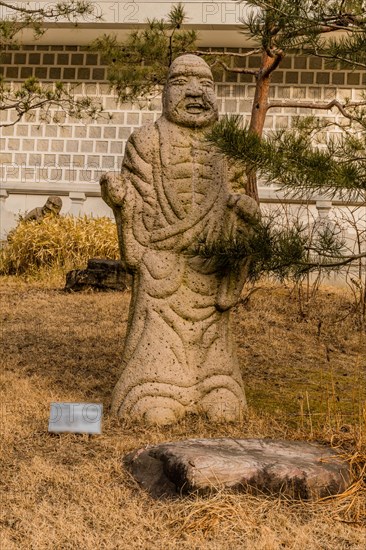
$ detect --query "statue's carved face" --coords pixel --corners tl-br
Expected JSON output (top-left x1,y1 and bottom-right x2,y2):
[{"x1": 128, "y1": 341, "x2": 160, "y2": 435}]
[
  {"x1": 44, "y1": 197, "x2": 62, "y2": 214},
  {"x1": 163, "y1": 61, "x2": 218, "y2": 128}
]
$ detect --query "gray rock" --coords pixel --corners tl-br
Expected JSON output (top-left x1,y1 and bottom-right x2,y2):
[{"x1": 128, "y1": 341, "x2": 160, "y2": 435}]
[
  {"x1": 124, "y1": 438, "x2": 350, "y2": 500},
  {"x1": 65, "y1": 258, "x2": 132, "y2": 291}
]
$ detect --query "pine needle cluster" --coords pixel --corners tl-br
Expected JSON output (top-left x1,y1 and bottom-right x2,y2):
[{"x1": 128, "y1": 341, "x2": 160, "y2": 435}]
[
  {"x1": 0, "y1": 1, "x2": 98, "y2": 47},
  {"x1": 207, "y1": 115, "x2": 366, "y2": 201},
  {"x1": 243, "y1": 0, "x2": 366, "y2": 67},
  {"x1": 90, "y1": 3, "x2": 197, "y2": 103},
  {"x1": 0, "y1": 77, "x2": 104, "y2": 127},
  {"x1": 189, "y1": 212, "x2": 347, "y2": 283}
]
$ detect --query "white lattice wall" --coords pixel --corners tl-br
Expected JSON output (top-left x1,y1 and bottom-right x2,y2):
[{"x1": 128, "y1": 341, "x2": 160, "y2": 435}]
[{"x1": 0, "y1": 45, "x2": 365, "y2": 238}]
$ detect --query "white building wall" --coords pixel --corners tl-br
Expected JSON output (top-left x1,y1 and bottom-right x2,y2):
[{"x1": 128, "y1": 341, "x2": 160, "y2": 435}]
[{"x1": 1, "y1": 45, "x2": 365, "y2": 226}]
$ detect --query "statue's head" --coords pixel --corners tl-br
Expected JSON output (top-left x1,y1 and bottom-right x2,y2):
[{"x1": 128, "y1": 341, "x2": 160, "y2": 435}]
[
  {"x1": 162, "y1": 54, "x2": 218, "y2": 128},
  {"x1": 44, "y1": 196, "x2": 62, "y2": 214}
]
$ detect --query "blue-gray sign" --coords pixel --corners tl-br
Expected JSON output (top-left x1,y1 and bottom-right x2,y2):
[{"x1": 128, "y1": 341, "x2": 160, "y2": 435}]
[{"x1": 48, "y1": 402, "x2": 103, "y2": 434}]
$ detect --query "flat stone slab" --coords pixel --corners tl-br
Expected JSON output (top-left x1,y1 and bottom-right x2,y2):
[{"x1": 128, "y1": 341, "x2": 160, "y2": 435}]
[{"x1": 124, "y1": 438, "x2": 350, "y2": 500}]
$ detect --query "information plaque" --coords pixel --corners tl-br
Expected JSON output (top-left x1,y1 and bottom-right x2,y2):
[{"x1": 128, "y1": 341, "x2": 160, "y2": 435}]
[{"x1": 48, "y1": 402, "x2": 103, "y2": 434}]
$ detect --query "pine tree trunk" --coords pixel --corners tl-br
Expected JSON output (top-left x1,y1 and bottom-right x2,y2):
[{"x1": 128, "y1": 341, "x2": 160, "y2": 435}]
[{"x1": 246, "y1": 52, "x2": 273, "y2": 203}]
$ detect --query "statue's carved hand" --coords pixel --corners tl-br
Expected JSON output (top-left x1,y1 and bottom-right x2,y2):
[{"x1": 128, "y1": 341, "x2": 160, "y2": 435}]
[
  {"x1": 227, "y1": 194, "x2": 260, "y2": 224},
  {"x1": 100, "y1": 172, "x2": 126, "y2": 209}
]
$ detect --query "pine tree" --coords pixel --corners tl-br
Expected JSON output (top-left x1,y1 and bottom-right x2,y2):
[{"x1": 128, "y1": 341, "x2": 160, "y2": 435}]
[
  {"x1": 95, "y1": 2, "x2": 366, "y2": 283},
  {"x1": 204, "y1": 1, "x2": 366, "y2": 279},
  {"x1": 205, "y1": 0, "x2": 366, "y2": 201}
]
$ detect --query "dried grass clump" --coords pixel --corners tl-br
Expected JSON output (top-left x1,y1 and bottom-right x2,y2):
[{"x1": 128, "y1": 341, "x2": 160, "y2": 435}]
[{"x1": 0, "y1": 215, "x2": 119, "y2": 275}]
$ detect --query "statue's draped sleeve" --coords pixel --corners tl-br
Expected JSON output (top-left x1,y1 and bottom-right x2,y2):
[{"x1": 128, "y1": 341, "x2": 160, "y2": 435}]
[{"x1": 105, "y1": 124, "x2": 159, "y2": 271}]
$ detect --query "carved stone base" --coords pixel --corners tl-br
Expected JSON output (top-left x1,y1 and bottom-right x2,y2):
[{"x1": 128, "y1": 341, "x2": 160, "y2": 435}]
[
  {"x1": 65, "y1": 258, "x2": 132, "y2": 291},
  {"x1": 124, "y1": 438, "x2": 350, "y2": 500}
]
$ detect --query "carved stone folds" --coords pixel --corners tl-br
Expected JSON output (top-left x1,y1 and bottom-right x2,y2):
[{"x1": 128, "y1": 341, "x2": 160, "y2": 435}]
[{"x1": 101, "y1": 55, "x2": 259, "y2": 424}]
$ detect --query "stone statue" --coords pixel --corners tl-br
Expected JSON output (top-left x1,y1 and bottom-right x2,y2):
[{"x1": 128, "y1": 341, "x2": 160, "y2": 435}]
[
  {"x1": 23, "y1": 196, "x2": 62, "y2": 222},
  {"x1": 101, "y1": 54, "x2": 259, "y2": 425}
]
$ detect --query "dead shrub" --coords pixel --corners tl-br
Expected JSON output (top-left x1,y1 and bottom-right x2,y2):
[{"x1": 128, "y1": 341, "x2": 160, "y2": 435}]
[{"x1": 0, "y1": 215, "x2": 119, "y2": 276}]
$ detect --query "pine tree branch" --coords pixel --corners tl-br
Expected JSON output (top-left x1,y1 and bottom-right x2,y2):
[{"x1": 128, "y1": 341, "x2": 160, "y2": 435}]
[
  {"x1": 245, "y1": 0, "x2": 365, "y2": 28},
  {"x1": 261, "y1": 52, "x2": 284, "y2": 77},
  {"x1": 299, "y1": 252, "x2": 366, "y2": 271},
  {"x1": 1, "y1": 113, "x2": 22, "y2": 127},
  {"x1": 0, "y1": 1, "x2": 100, "y2": 47},
  {"x1": 193, "y1": 49, "x2": 262, "y2": 58},
  {"x1": 311, "y1": 51, "x2": 366, "y2": 69},
  {"x1": 218, "y1": 62, "x2": 258, "y2": 75},
  {"x1": 0, "y1": 78, "x2": 104, "y2": 127},
  {"x1": 267, "y1": 99, "x2": 366, "y2": 121},
  {"x1": 0, "y1": 0, "x2": 94, "y2": 18},
  {"x1": 305, "y1": 249, "x2": 366, "y2": 261},
  {"x1": 0, "y1": 0, "x2": 56, "y2": 15}
]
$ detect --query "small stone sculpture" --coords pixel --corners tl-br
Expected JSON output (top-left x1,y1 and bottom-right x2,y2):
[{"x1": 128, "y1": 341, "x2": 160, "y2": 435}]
[
  {"x1": 101, "y1": 54, "x2": 259, "y2": 425},
  {"x1": 23, "y1": 196, "x2": 62, "y2": 222}
]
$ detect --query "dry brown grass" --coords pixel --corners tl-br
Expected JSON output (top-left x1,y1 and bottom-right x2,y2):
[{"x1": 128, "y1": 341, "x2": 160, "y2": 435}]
[
  {"x1": 0, "y1": 216, "x2": 119, "y2": 276},
  {"x1": 1, "y1": 277, "x2": 365, "y2": 549}
]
